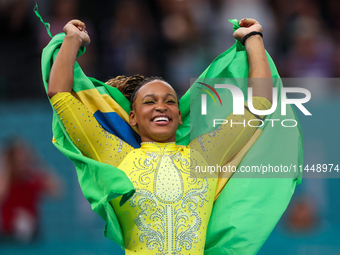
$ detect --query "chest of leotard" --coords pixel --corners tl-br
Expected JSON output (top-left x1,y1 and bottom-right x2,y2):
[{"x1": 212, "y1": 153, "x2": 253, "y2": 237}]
[{"x1": 110, "y1": 142, "x2": 217, "y2": 255}]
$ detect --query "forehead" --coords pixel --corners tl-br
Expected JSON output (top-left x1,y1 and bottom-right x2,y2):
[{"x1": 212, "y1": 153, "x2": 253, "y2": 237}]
[{"x1": 137, "y1": 80, "x2": 176, "y2": 99}]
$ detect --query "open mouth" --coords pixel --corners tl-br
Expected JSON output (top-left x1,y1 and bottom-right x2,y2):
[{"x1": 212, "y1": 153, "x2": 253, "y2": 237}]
[
  {"x1": 151, "y1": 115, "x2": 171, "y2": 124},
  {"x1": 153, "y1": 116, "x2": 169, "y2": 122}
]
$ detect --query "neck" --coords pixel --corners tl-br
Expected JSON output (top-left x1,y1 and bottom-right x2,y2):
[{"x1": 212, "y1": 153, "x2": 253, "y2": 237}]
[{"x1": 140, "y1": 136, "x2": 176, "y2": 144}]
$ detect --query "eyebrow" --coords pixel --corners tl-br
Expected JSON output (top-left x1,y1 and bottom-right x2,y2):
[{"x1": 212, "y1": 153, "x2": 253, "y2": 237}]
[{"x1": 142, "y1": 93, "x2": 176, "y2": 99}]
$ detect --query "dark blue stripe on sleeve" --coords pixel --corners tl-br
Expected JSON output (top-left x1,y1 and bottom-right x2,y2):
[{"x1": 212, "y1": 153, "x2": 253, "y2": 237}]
[{"x1": 93, "y1": 111, "x2": 141, "y2": 148}]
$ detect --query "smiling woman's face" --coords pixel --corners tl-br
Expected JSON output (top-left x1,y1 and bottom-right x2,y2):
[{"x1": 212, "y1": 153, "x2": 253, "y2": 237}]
[{"x1": 129, "y1": 80, "x2": 182, "y2": 143}]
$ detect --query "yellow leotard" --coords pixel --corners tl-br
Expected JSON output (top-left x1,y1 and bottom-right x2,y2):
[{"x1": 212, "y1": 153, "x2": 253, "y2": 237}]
[{"x1": 51, "y1": 92, "x2": 271, "y2": 254}]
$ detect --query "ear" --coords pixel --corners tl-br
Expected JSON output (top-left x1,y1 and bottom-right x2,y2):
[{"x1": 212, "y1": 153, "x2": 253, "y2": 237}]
[
  {"x1": 178, "y1": 110, "x2": 183, "y2": 125},
  {"x1": 129, "y1": 110, "x2": 137, "y2": 127}
]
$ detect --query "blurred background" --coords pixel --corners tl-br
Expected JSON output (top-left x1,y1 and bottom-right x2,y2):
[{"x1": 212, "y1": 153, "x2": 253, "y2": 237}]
[{"x1": 0, "y1": 0, "x2": 339, "y2": 254}]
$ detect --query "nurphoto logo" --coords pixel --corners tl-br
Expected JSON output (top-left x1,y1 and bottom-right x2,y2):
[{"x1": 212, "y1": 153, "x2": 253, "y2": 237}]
[{"x1": 198, "y1": 82, "x2": 311, "y2": 128}]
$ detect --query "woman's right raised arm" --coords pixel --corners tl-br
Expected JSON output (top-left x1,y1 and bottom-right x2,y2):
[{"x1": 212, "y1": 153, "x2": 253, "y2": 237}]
[
  {"x1": 48, "y1": 20, "x2": 90, "y2": 98},
  {"x1": 48, "y1": 20, "x2": 133, "y2": 167}
]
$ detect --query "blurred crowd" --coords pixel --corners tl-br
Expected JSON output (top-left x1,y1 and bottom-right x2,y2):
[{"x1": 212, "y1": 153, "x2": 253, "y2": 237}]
[
  {"x1": 0, "y1": 137, "x2": 61, "y2": 244},
  {"x1": 0, "y1": 0, "x2": 339, "y2": 99}
]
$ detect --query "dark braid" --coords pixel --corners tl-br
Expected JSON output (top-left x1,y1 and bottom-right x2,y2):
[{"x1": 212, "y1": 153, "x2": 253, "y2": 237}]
[
  {"x1": 106, "y1": 75, "x2": 169, "y2": 109},
  {"x1": 105, "y1": 74, "x2": 145, "y2": 103}
]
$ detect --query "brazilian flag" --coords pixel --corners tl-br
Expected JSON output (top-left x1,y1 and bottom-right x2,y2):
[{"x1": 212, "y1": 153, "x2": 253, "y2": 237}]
[{"x1": 38, "y1": 6, "x2": 302, "y2": 254}]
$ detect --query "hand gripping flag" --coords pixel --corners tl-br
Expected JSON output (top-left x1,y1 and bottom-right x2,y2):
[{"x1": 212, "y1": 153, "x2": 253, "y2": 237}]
[{"x1": 38, "y1": 5, "x2": 302, "y2": 253}]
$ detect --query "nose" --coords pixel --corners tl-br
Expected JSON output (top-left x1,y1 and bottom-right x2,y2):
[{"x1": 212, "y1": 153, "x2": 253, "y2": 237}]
[{"x1": 155, "y1": 102, "x2": 167, "y2": 112}]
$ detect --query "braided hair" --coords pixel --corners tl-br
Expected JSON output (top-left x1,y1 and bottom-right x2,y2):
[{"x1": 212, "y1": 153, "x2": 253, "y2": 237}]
[
  {"x1": 106, "y1": 75, "x2": 172, "y2": 109},
  {"x1": 105, "y1": 75, "x2": 145, "y2": 103}
]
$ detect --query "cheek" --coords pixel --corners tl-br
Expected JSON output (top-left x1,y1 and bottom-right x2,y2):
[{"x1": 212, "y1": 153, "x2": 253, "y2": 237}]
[
  {"x1": 136, "y1": 108, "x2": 151, "y2": 124},
  {"x1": 171, "y1": 107, "x2": 181, "y2": 120}
]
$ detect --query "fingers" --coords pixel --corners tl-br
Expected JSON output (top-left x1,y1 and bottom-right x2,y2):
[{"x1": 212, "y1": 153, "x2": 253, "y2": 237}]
[
  {"x1": 63, "y1": 19, "x2": 86, "y2": 33},
  {"x1": 62, "y1": 19, "x2": 91, "y2": 46},
  {"x1": 70, "y1": 19, "x2": 86, "y2": 31},
  {"x1": 63, "y1": 19, "x2": 89, "y2": 36},
  {"x1": 239, "y1": 18, "x2": 259, "y2": 27},
  {"x1": 233, "y1": 18, "x2": 263, "y2": 42}
]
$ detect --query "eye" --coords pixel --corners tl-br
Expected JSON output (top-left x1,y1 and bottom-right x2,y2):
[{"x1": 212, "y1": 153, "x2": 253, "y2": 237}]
[
  {"x1": 143, "y1": 100, "x2": 155, "y2": 104},
  {"x1": 165, "y1": 99, "x2": 176, "y2": 104}
]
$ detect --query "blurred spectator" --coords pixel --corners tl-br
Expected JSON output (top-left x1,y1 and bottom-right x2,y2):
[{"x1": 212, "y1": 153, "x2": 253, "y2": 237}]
[
  {"x1": 285, "y1": 196, "x2": 319, "y2": 233},
  {"x1": 99, "y1": 0, "x2": 161, "y2": 80},
  {"x1": 157, "y1": 0, "x2": 208, "y2": 95},
  {"x1": 284, "y1": 2, "x2": 334, "y2": 76},
  {"x1": 0, "y1": 0, "x2": 42, "y2": 99},
  {"x1": 38, "y1": 0, "x2": 97, "y2": 76},
  {"x1": 0, "y1": 137, "x2": 62, "y2": 244},
  {"x1": 217, "y1": 0, "x2": 277, "y2": 55},
  {"x1": 269, "y1": 0, "x2": 336, "y2": 98}
]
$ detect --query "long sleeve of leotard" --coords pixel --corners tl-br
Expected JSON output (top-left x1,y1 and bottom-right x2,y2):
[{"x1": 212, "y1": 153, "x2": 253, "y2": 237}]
[
  {"x1": 51, "y1": 92, "x2": 133, "y2": 167},
  {"x1": 190, "y1": 97, "x2": 272, "y2": 166}
]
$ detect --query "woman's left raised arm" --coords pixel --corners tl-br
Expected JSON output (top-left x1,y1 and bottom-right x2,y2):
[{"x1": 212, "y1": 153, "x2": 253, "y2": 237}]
[
  {"x1": 189, "y1": 18, "x2": 273, "y2": 167},
  {"x1": 234, "y1": 18, "x2": 273, "y2": 103}
]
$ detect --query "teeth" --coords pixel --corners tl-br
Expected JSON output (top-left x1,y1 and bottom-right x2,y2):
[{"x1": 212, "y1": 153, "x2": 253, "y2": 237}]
[{"x1": 153, "y1": 117, "x2": 169, "y2": 122}]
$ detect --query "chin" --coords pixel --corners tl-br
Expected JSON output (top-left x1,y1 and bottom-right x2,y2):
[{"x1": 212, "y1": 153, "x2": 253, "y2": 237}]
[{"x1": 150, "y1": 132, "x2": 175, "y2": 143}]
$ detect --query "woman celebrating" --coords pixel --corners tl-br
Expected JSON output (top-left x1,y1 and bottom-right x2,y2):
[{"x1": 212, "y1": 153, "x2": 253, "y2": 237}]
[{"x1": 47, "y1": 18, "x2": 274, "y2": 254}]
